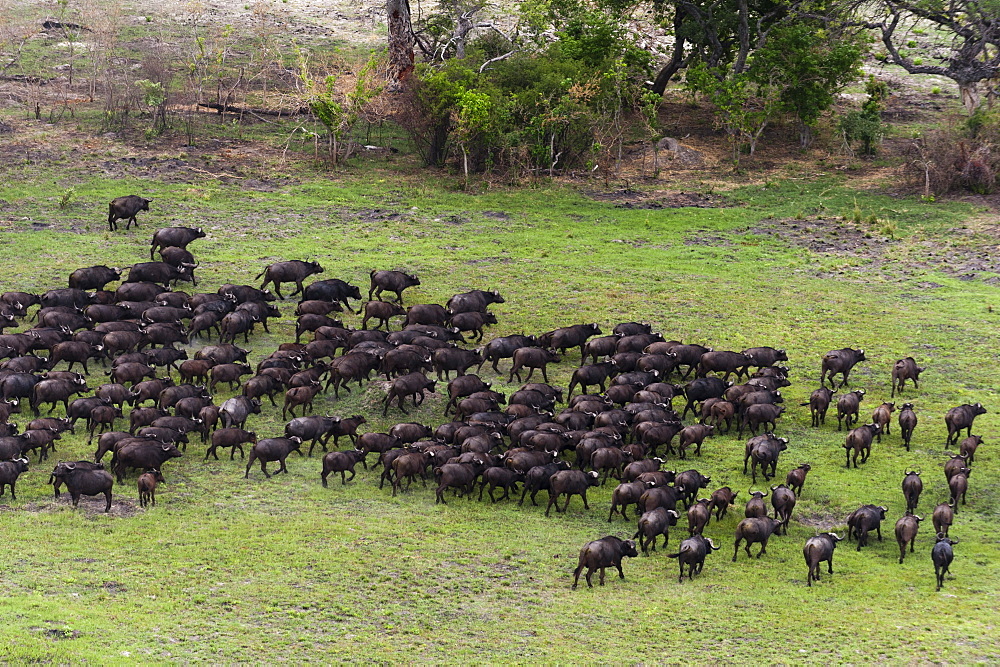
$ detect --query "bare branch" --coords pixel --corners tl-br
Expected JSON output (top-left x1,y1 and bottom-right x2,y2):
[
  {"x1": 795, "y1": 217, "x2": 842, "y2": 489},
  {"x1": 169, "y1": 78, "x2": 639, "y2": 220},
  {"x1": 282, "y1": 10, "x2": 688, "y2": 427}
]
[{"x1": 479, "y1": 49, "x2": 517, "y2": 73}]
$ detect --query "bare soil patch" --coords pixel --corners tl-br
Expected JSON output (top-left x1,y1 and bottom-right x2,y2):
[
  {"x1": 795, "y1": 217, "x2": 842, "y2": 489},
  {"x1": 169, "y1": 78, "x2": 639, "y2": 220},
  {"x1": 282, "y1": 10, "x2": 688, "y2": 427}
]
[
  {"x1": 750, "y1": 217, "x2": 1000, "y2": 283},
  {"x1": 586, "y1": 188, "x2": 726, "y2": 208},
  {"x1": 11, "y1": 496, "x2": 140, "y2": 518},
  {"x1": 796, "y1": 511, "x2": 845, "y2": 531},
  {"x1": 750, "y1": 218, "x2": 893, "y2": 258}
]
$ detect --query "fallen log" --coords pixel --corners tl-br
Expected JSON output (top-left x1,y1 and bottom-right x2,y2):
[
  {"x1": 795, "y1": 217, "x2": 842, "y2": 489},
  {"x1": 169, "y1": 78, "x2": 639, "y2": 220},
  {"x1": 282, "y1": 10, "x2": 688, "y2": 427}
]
[{"x1": 197, "y1": 102, "x2": 309, "y2": 117}]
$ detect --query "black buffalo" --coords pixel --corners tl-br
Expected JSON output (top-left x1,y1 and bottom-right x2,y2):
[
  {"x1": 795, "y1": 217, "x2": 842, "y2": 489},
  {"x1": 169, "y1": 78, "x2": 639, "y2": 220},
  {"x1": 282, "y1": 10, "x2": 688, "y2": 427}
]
[
  {"x1": 108, "y1": 195, "x2": 151, "y2": 231},
  {"x1": 256, "y1": 260, "x2": 324, "y2": 299},
  {"x1": 68, "y1": 265, "x2": 121, "y2": 291},
  {"x1": 369, "y1": 270, "x2": 420, "y2": 304},
  {"x1": 667, "y1": 535, "x2": 720, "y2": 582},
  {"x1": 50, "y1": 461, "x2": 114, "y2": 511},
  {"x1": 149, "y1": 226, "x2": 206, "y2": 259},
  {"x1": 571, "y1": 536, "x2": 638, "y2": 589},
  {"x1": 803, "y1": 532, "x2": 843, "y2": 586},
  {"x1": 301, "y1": 279, "x2": 363, "y2": 313}
]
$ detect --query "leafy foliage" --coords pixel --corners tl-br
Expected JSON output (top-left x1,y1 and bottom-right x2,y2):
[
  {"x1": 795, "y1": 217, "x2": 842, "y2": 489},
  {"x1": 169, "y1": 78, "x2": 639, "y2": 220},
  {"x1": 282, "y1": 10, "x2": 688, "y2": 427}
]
[
  {"x1": 839, "y1": 76, "x2": 888, "y2": 156},
  {"x1": 405, "y1": 1, "x2": 654, "y2": 176},
  {"x1": 303, "y1": 54, "x2": 384, "y2": 165},
  {"x1": 749, "y1": 23, "x2": 866, "y2": 146},
  {"x1": 683, "y1": 18, "x2": 864, "y2": 163}
]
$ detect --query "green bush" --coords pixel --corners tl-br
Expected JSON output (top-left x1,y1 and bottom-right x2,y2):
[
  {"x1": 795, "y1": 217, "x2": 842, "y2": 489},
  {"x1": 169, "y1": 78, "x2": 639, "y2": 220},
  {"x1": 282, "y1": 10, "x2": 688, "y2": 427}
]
[
  {"x1": 405, "y1": 4, "x2": 653, "y2": 176},
  {"x1": 840, "y1": 76, "x2": 888, "y2": 156},
  {"x1": 965, "y1": 104, "x2": 1000, "y2": 139}
]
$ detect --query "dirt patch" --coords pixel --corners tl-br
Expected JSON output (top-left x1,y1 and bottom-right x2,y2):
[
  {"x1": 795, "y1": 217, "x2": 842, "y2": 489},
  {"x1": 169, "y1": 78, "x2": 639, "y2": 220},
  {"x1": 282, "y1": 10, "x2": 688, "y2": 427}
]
[
  {"x1": 103, "y1": 581, "x2": 127, "y2": 594},
  {"x1": 16, "y1": 496, "x2": 140, "y2": 518},
  {"x1": 357, "y1": 208, "x2": 403, "y2": 222},
  {"x1": 37, "y1": 627, "x2": 81, "y2": 640},
  {"x1": 587, "y1": 188, "x2": 726, "y2": 209},
  {"x1": 797, "y1": 512, "x2": 845, "y2": 531},
  {"x1": 750, "y1": 217, "x2": 893, "y2": 258},
  {"x1": 748, "y1": 217, "x2": 1000, "y2": 283},
  {"x1": 684, "y1": 230, "x2": 733, "y2": 247}
]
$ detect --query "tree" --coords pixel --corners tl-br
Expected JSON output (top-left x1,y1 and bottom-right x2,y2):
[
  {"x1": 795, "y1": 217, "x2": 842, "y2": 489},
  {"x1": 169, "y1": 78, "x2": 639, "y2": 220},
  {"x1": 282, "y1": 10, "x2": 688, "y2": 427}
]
[
  {"x1": 684, "y1": 62, "x2": 781, "y2": 165},
  {"x1": 649, "y1": 0, "x2": 798, "y2": 95},
  {"x1": 858, "y1": 0, "x2": 1000, "y2": 113},
  {"x1": 749, "y1": 22, "x2": 865, "y2": 146},
  {"x1": 387, "y1": 0, "x2": 415, "y2": 89},
  {"x1": 682, "y1": 16, "x2": 865, "y2": 160}
]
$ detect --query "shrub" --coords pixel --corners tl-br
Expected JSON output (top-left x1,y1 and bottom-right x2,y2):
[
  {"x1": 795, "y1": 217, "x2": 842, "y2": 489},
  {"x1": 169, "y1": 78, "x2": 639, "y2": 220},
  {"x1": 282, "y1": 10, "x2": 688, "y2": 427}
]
[
  {"x1": 905, "y1": 130, "x2": 999, "y2": 196},
  {"x1": 840, "y1": 76, "x2": 888, "y2": 156},
  {"x1": 400, "y1": 3, "x2": 653, "y2": 177}
]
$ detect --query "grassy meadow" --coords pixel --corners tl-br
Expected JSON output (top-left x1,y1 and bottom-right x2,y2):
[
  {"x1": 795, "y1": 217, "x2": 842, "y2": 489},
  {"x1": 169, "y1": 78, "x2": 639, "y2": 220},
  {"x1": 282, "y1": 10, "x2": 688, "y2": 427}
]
[{"x1": 0, "y1": 161, "x2": 997, "y2": 662}]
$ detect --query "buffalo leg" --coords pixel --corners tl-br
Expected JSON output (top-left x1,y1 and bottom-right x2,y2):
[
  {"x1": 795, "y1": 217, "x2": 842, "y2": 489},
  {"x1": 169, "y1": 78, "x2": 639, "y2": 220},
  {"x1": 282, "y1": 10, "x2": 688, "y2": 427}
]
[{"x1": 561, "y1": 494, "x2": 573, "y2": 513}]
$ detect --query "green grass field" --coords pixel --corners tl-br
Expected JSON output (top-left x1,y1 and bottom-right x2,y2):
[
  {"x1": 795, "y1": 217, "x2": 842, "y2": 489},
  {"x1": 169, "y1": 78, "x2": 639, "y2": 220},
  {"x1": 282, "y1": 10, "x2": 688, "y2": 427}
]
[{"x1": 0, "y1": 164, "x2": 998, "y2": 662}]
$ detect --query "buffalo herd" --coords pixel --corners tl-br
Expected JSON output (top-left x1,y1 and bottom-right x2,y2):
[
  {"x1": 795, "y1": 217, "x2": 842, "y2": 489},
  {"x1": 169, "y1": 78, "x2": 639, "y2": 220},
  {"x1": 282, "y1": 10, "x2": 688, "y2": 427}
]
[{"x1": 0, "y1": 217, "x2": 984, "y2": 593}]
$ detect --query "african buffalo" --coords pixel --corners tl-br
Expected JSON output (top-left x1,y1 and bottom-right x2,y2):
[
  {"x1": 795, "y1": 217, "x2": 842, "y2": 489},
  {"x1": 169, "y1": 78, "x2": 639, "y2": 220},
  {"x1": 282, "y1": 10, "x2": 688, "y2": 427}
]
[
  {"x1": 804, "y1": 387, "x2": 836, "y2": 427},
  {"x1": 369, "y1": 270, "x2": 420, "y2": 304},
  {"x1": 256, "y1": 260, "x2": 324, "y2": 299},
  {"x1": 51, "y1": 461, "x2": 114, "y2": 511},
  {"x1": 803, "y1": 532, "x2": 843, "y2": 586},
  {"x1": 895, "y1": 512, "x2": 923, "y2": 564},
  {"x1": 446, "y1": 289, "x2": 504, "y2": 314},
  {"x1": 891, "y1": 357, "x2": 925, "y2": 397},
  {"x1": 320, "y1": 449, "x2": 366, "y2": 486},
  {"x1": 545, "y1": 469, "x2": 600, "y2": 516},
  {"x1": 137, "y1": 468, "x2": 165, "y2": 507},
  {"x1": 571, "y1": 536, "x2": 638, "y2": 589},
  {"x1": 667, "y1": 535, "x2": 719, "y2": 582},
  {"x1": 108, "y1": 195, "x2": 151, "y2": 231},
  {"x1": 821, "y1": 347, "x2": 866, "y2": 389},
  {"x1": 69, "y1": 265, "x2": 121, "y2": 291},
  {"x1": 899, "y1": 403, "x2": 917, "y2": 451},
  {"x1": 633, "y1": 507, "x2": 680, "y2": 554},
  {"x1": 932, "y1": 536, "x2": 958, "y2": 591},
  {"x1": 846, "y1": 504, "x2": 888, "y2": 551},
  {"x1": 245, "y1": 437, "x2": 303, "y2": 478},
  {"x1": 150, "y1": 226, "x2": 206, "y2": 259},
  {"x1": 945, "y1": 403, "x2": 986, "y2": 446},
  {"x1": 733, "y1": 517, "x2": 783, "y2": 561}
]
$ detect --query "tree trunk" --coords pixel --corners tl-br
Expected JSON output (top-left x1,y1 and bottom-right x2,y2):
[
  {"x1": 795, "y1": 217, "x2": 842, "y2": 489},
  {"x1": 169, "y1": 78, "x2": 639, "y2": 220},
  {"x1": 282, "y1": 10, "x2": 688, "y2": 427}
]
[
  {"x1": 452, "y1": 11, "x2": 476, "y2": 60},
  {"x1": 387, "y1": 0, "x2": 415, "y2": 90},
  {"x1": 650, "y1": 10, "x2": 688, "y2": 96},
  {"x1": 960, "y1": 82, "x2": 980, "y2": 115},
  {"x1": 732, "y1": 0, "x2": 751, "y2": 75},
  {"x1": 798, "y1": 121, "x2": 812, "y2": 148}
]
